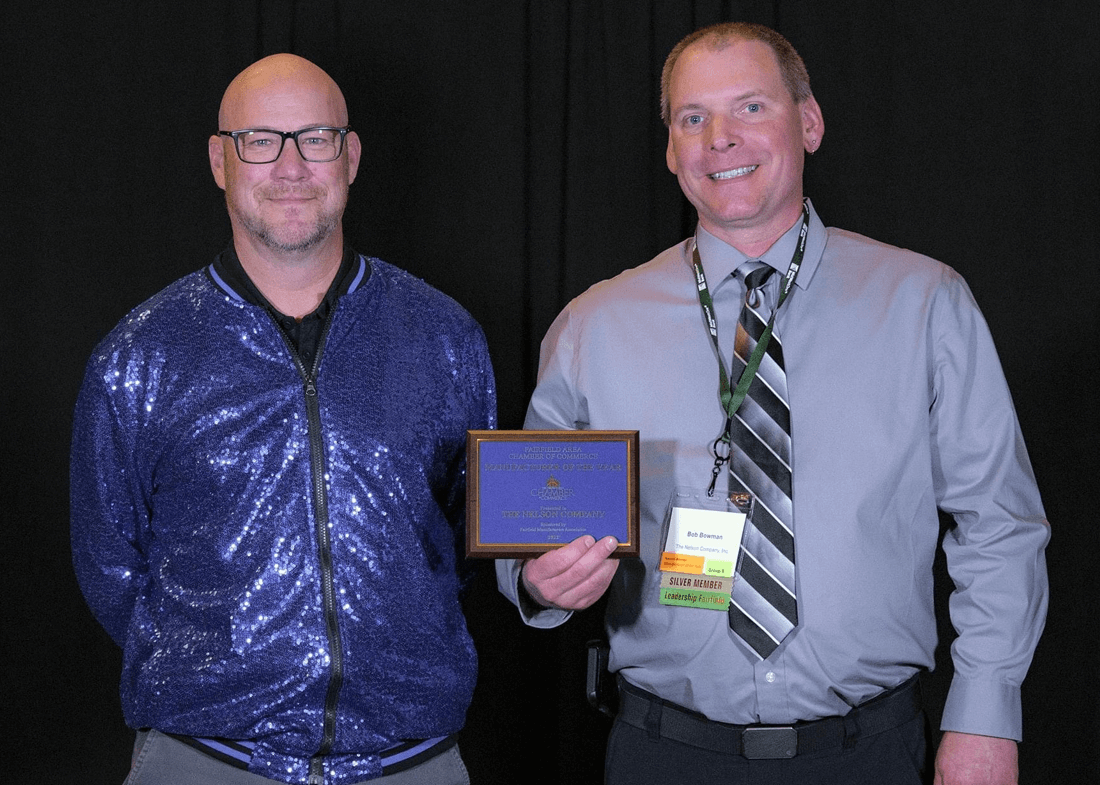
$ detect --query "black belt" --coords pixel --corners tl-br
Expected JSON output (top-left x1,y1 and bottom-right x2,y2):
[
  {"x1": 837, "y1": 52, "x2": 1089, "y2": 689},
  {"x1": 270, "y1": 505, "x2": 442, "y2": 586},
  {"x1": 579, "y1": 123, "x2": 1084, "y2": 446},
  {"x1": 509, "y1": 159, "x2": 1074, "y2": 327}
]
[{"x1": 616, "y1": 675, "x2": 922, "y2": 760}]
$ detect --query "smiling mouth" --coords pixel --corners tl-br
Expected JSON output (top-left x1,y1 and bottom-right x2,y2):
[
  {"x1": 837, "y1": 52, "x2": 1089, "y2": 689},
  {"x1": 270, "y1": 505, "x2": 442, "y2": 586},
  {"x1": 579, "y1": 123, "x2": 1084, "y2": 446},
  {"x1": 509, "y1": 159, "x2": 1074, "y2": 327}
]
[
  {"x1": 264, "y1": 186, "x2": 320, "y2": 201},
  {"x1": 709, "y1": 165, "x2": 758, "y2": 180}
]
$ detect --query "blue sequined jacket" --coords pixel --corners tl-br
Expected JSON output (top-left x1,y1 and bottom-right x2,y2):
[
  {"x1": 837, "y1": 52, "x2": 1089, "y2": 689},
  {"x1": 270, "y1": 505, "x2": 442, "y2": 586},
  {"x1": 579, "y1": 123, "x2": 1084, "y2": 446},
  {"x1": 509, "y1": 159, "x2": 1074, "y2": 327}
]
[{"x1": 71, "y1": 256, "x2": 496, "y2": 784}]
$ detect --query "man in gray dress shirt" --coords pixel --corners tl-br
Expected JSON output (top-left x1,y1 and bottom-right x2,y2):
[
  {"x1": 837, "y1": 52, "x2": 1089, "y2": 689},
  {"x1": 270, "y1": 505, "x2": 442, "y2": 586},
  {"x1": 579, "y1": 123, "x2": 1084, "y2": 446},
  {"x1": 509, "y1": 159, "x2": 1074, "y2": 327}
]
[{"x1": 497, "y1": 22, "x2": 1048, "y2": 785}]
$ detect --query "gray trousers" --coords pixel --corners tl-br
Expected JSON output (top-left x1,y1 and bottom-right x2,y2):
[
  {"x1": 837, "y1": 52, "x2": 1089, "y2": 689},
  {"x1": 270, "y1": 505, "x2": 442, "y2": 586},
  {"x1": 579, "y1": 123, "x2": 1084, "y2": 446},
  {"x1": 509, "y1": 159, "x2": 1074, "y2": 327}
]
[{"x1": 123, "y1": 730, "x2": 470, "y2": 785}]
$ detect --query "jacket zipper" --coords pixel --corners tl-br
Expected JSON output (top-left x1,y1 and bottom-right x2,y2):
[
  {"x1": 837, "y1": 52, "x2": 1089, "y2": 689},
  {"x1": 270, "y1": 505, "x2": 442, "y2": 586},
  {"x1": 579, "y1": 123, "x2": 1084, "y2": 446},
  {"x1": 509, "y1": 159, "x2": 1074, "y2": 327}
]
[{"x1": 268, "y1": 310, "x2": 343, "y2": 785}]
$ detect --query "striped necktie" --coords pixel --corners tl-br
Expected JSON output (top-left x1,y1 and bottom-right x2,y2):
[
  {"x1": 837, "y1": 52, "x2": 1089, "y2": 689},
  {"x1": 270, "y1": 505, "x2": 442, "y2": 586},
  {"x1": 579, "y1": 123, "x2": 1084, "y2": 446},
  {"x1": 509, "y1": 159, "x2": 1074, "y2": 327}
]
[{"x1": 726, "y1": 262, "x2": 797, "y2": 659}]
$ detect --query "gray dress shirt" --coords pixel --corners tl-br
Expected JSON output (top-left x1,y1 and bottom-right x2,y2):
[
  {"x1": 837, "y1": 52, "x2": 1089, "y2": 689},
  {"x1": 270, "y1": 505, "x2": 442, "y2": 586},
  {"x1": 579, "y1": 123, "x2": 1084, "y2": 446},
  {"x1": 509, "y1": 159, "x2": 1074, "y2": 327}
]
[{"x1": 497, "y1": 201, "x2": 1048, "y2": 740}]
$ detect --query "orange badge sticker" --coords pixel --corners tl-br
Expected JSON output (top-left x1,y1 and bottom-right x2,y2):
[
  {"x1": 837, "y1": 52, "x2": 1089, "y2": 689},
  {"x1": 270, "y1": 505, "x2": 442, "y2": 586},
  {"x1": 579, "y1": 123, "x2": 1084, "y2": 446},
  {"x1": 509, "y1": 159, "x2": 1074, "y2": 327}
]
[{"x1": 658, "y1": 552, "x2": 706, "y2": 575}]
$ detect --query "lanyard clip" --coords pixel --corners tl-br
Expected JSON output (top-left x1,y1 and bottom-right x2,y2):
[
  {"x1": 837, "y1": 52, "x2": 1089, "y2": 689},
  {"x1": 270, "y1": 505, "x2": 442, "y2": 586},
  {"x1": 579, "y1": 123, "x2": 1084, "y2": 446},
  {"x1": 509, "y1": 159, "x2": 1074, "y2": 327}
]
[
  {"x1": 707, "y1": 422, "x2": 732, "y2": 497},
  {"x1": 707, "y1": 459, "x2": 723, "y2": 497}
]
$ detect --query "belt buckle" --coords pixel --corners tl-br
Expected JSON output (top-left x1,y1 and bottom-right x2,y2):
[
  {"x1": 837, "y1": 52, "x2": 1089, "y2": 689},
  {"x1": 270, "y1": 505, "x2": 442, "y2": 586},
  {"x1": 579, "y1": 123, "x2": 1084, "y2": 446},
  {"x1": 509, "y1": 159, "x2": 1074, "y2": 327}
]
[{"x1": 741, "y1": 726, "x2": 797, "y2": 759}]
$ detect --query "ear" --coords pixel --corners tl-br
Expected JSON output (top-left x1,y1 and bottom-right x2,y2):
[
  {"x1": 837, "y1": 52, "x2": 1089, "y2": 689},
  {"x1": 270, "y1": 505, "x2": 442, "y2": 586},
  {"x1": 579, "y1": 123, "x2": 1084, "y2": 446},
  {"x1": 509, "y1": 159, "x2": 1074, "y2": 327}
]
[
  {"x1": 801, "y1": 96, "x2": 824, "y2": 153},
  {"x1": 666, "y1": 130, "x2": 678, "y2": 175},
  {"x1": 209, "y1": 135, "x2": 227, "y2": 191},
  {"x1": 345, "y1": 131, "x2": 362, "y2": 185}
]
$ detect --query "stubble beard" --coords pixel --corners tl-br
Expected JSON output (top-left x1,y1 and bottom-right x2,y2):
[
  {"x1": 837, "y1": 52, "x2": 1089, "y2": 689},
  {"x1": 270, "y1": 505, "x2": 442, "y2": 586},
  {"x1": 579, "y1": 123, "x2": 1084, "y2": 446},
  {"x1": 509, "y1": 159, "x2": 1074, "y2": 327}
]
[{"x1": 228, "y1": 189, "x2": 344, "y2": 255}]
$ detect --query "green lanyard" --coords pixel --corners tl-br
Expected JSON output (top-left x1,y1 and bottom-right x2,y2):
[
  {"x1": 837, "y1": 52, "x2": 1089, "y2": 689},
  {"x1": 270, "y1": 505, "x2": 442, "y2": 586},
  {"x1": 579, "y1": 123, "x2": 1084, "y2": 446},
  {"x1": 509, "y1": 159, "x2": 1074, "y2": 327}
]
[{"x1": 691, "y1": 200, "x2": 809, "y2": 495}]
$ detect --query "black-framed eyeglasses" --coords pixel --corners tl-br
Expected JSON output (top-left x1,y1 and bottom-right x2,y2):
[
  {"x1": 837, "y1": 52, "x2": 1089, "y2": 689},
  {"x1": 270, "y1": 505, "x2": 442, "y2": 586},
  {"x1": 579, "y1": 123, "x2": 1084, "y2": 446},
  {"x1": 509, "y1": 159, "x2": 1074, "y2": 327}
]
[{"x1": 218, "y1": 126, "x2": 350, "y2": 164}]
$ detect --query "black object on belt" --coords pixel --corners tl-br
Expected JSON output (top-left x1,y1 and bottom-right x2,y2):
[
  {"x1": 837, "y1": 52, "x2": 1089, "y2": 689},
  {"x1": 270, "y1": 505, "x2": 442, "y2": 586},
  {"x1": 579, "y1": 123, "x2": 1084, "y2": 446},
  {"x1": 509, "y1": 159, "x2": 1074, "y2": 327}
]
[{"x1": 616, "y1": 675, "x2": 922, "y2": 760}]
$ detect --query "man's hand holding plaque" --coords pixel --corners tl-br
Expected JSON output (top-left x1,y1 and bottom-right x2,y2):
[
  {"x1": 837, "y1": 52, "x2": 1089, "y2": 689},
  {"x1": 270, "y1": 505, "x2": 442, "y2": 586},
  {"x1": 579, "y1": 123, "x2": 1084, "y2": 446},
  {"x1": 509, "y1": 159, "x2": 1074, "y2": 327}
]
[{"x1": 520, "y1": 535, "x2": 621, "y2": 611}]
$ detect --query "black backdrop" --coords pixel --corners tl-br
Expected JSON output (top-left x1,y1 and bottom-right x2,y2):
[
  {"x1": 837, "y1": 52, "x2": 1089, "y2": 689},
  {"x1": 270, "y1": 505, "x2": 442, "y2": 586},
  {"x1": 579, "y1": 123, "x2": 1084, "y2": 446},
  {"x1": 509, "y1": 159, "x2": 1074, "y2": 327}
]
[{"x1": 4, "y1": 1, "x2": 1097, "y2": 782}]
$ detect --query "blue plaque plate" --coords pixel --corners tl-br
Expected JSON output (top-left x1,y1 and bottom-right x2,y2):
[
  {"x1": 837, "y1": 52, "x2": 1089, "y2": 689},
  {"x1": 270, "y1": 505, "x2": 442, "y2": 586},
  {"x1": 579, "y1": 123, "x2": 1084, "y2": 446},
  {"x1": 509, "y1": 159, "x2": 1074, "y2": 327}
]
[{"x1": 466, "y1": 430, "x2": 639, "y2": 558}]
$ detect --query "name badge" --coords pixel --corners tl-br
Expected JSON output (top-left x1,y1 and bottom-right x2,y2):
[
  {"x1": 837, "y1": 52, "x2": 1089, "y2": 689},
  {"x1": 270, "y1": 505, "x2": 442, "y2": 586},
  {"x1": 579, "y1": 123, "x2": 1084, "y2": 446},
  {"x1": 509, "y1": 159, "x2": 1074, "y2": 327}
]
[{"x1": 657, "y1": 487, "x2": 752, "y2": 610}]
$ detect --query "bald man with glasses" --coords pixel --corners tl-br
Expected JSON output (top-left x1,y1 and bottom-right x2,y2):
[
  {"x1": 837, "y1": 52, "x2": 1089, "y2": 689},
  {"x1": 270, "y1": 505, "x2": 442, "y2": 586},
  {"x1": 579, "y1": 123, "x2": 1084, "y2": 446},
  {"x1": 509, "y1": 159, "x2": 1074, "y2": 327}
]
[{"x1": 71, "y1": 54, "x2": 494, "y2": 785}]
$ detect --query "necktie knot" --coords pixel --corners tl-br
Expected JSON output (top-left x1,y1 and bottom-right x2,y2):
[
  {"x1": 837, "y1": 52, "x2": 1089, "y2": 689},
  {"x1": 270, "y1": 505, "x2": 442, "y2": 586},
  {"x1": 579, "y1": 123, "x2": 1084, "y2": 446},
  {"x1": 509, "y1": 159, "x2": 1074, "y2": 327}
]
[{"x1": 738, "y1": 262, "x2": 774, "y2": 308}]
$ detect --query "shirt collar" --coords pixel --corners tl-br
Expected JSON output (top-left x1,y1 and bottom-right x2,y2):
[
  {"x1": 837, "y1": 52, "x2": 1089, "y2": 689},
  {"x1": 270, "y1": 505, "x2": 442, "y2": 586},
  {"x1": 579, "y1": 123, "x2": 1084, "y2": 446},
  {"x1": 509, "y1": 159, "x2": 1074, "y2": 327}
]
[
  {"x1": 694, "y1": 198, "x2": 827, "y2": 291},
  {"x1": 207, "y1": 241, "x2": 367, "y2": 319}
]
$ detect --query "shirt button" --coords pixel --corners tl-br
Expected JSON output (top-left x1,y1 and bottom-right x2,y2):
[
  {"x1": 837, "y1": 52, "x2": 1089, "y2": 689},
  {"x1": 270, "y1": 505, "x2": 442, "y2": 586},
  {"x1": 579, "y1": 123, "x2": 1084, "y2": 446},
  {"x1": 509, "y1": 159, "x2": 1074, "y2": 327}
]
[{"x1": 765, "y1": 671, "x2": 776, "y2": 683}]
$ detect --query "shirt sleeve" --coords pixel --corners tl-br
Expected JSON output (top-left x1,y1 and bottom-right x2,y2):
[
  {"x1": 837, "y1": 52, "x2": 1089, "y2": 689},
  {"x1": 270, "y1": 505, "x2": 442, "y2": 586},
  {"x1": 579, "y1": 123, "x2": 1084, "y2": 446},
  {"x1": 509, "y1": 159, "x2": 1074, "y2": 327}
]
[
  {"x1": 928, "y1": 269, "x2": 1050, "y2": 741},
  {"x1": 69, "y1": 352, "x2": 152, "y2": 648},
  {"x1": 494, "y1": 304, "x2": 580, "y2": 628}
]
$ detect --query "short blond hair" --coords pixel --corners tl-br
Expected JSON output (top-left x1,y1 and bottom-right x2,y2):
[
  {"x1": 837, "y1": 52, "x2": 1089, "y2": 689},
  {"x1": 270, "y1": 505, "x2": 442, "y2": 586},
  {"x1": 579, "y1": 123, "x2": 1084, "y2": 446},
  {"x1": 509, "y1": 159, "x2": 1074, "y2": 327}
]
[{"x1": 660, "y1": 22, "x2": 812, "y2": 126}]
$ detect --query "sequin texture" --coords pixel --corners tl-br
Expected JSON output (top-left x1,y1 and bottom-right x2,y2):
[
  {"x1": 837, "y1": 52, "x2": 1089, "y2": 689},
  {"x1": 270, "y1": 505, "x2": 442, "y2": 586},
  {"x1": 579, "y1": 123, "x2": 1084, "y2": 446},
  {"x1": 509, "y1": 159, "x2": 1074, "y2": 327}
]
[{"x1": 71, "y1": 259, "x2": 496, "y2": 783}]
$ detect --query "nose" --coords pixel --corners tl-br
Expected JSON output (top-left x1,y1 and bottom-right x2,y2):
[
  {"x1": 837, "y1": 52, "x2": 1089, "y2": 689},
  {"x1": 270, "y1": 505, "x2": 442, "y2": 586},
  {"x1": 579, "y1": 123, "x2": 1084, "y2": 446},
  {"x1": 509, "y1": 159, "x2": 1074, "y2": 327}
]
[
  {"x1": 271, "y1": 139, "x2": 311, "y2": 179},
  {"x1": 707, "y1": 115, "x2": 739, "y2": 151}
]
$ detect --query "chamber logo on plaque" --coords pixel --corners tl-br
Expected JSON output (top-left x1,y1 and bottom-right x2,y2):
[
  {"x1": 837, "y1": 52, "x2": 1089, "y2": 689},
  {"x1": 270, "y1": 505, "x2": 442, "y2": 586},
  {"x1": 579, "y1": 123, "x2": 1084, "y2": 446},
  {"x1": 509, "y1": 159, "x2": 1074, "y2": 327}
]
[{"x1": 532, "y1": 475, "x2": 574, "y2": 500}]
